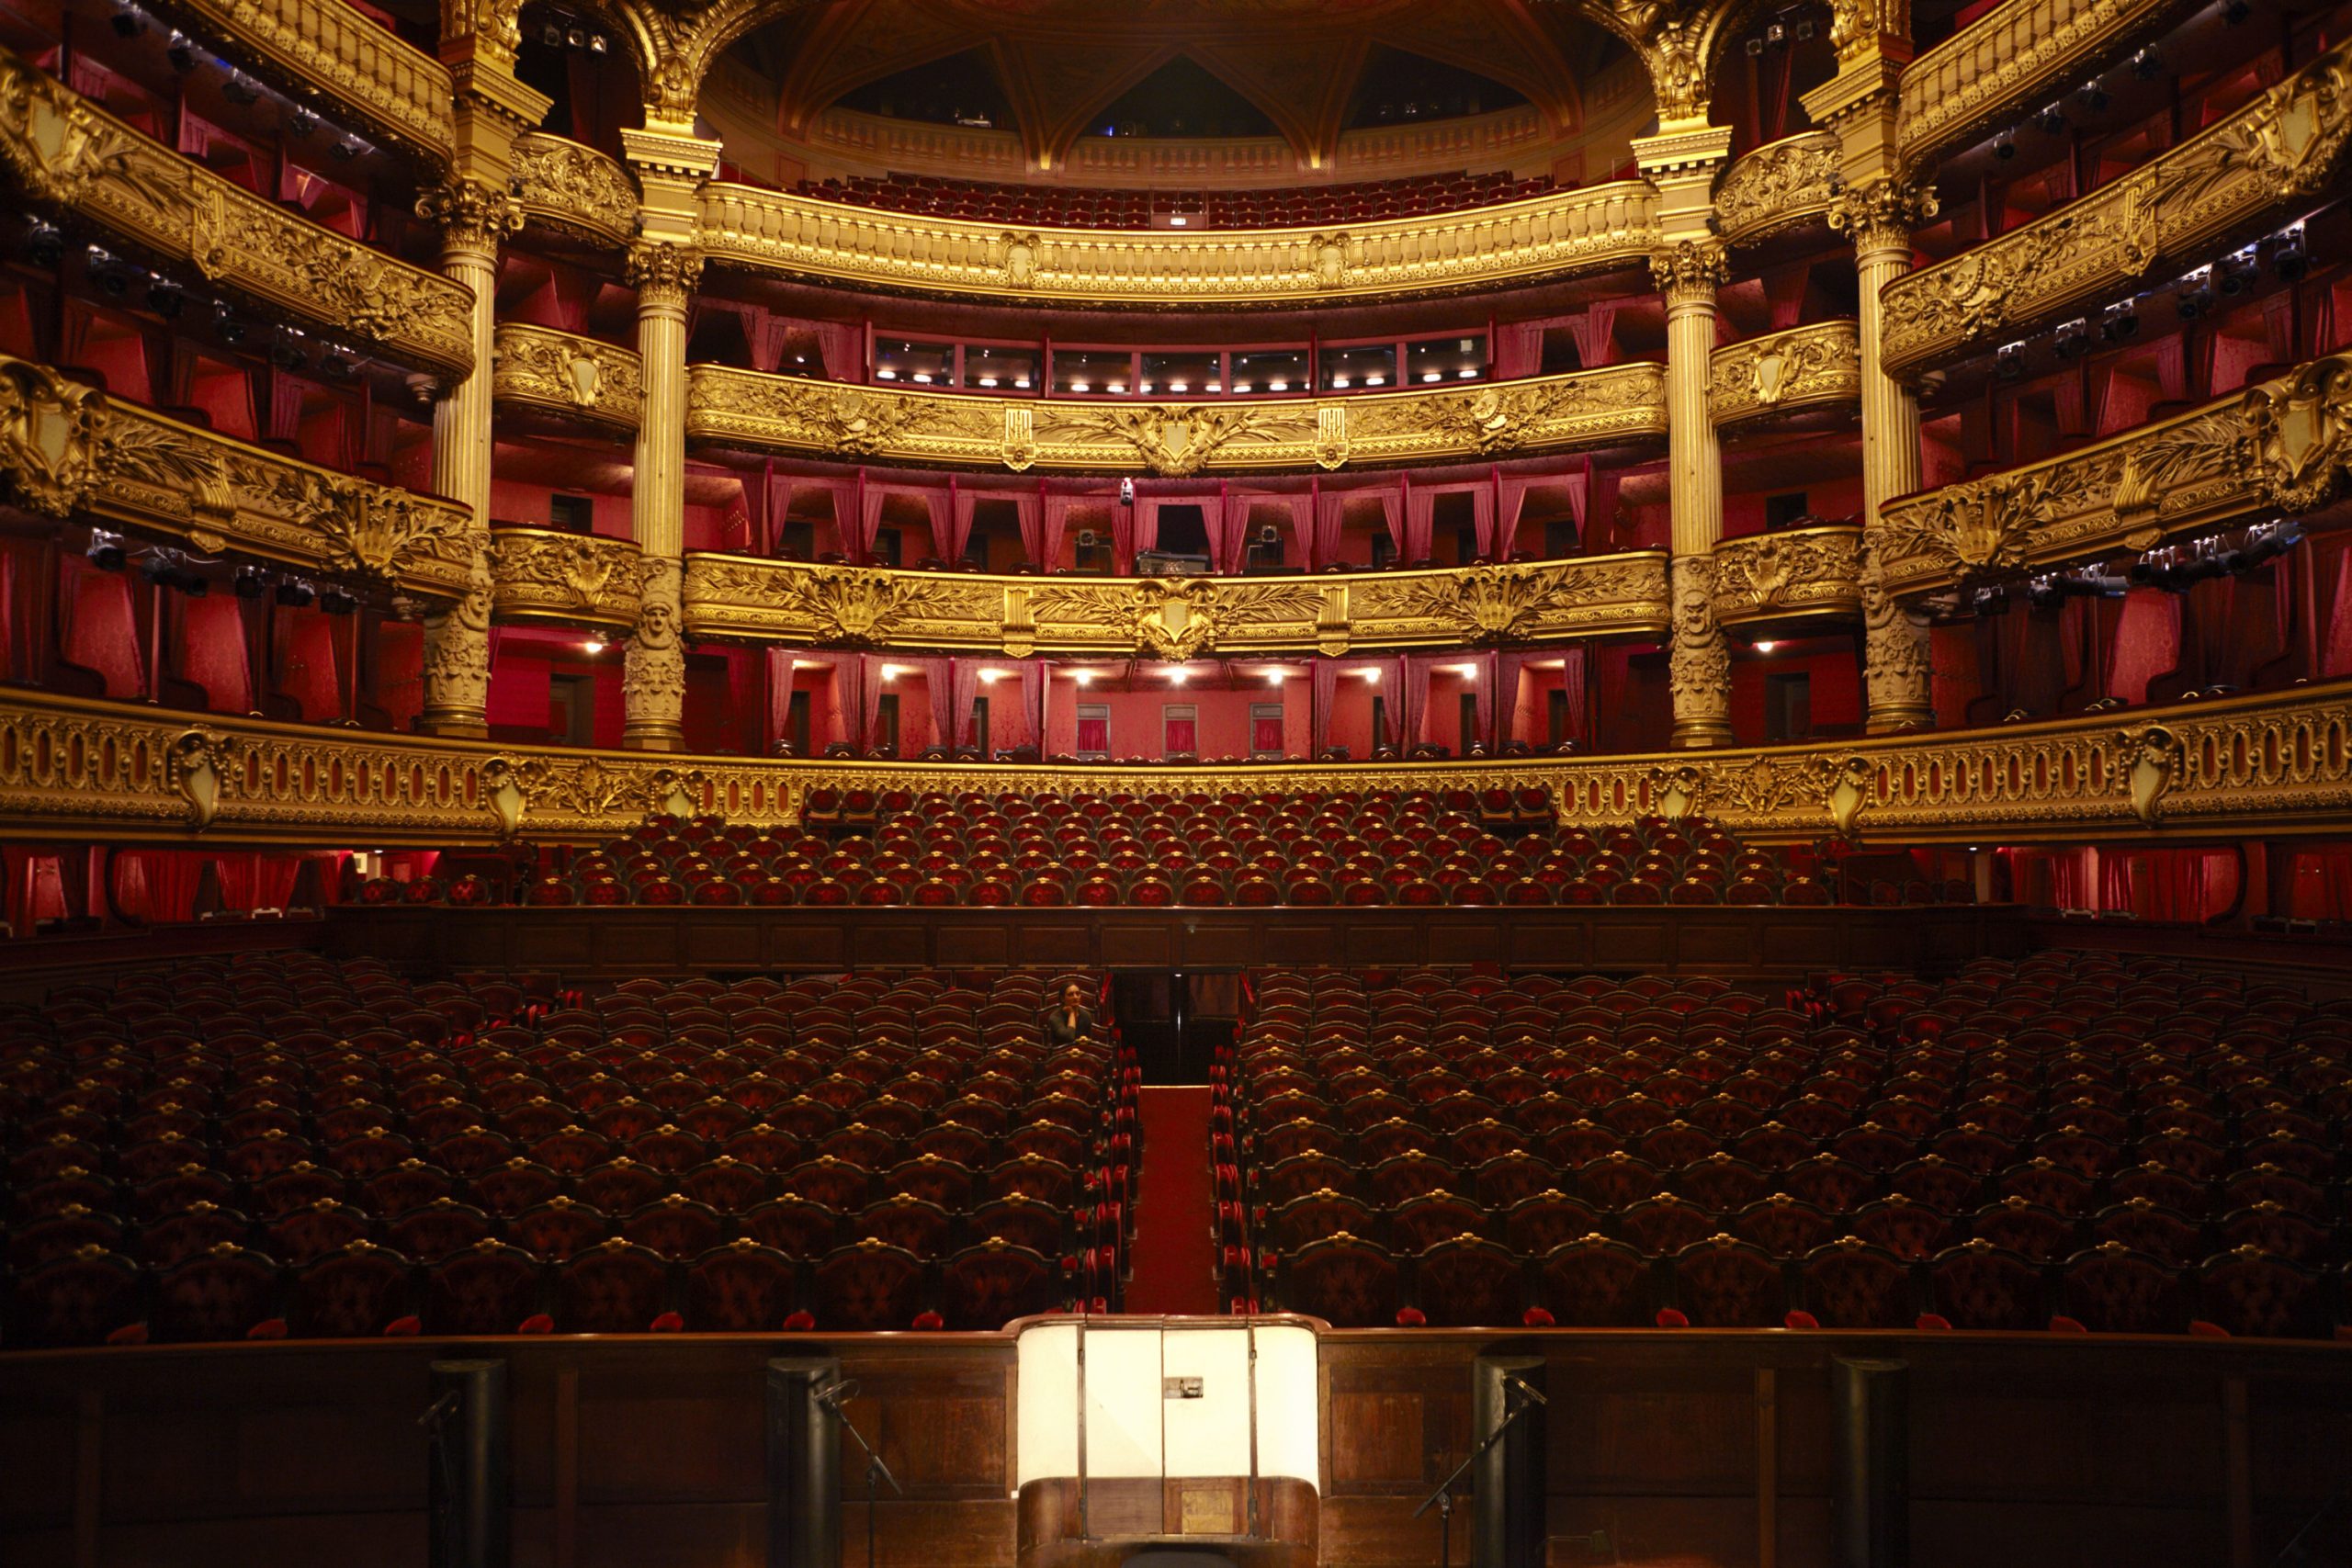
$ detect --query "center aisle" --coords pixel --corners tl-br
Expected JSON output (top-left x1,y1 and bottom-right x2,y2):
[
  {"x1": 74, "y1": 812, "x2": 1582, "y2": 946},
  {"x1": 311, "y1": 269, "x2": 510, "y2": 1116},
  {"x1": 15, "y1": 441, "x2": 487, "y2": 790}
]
[{"x1": 1121, "y1": 1085, "x2": 1222, "y2": 1315}]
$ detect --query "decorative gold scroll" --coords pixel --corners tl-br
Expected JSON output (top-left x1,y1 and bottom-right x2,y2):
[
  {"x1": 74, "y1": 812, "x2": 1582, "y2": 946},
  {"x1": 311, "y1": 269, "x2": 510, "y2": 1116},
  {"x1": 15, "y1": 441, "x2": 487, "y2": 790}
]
[
  {"x1": 1713, "y1": 131, "x2": 1842, "y2": 249},
  {"x1": 1710, "y1": 526, "x2": 1864, "y2": 625},
  {"x1": 695, "y1": 179, "x2": 1661, "y2": 307},
  {"x1": 1876, "y1": 354, "x2": 2352, "y2": 596},
  {"x1": 684, "y1": 364, "x2": 1668, "y2": 475},
  {"x1": 489, "y1": 527, "x2": 645, "y2": 628},
  {"x1": 511, "y1": 131, "x2": 639, "y2": 250},
  {"x1": 0, "y1": 354, "x2": 473, "y2": 596},
  {"x1": 1885, "y1": 35, "x2": 2352, "y2": 378},
  {"x1": 0, "y1": 49, "x2": 473, "y2": 380},
  {"x1": 2, "y1": 680, "x2": 2348, "y2": 846},
  {"x1": 681, "y1": 553, "x2": 1672, "y2": 657},
  {"x1": 1710, "y1": 321, "x2": 1861, "y2": 429},
  {"x1": 492, "y1": 324, "x2": 644, "y2": 433}
]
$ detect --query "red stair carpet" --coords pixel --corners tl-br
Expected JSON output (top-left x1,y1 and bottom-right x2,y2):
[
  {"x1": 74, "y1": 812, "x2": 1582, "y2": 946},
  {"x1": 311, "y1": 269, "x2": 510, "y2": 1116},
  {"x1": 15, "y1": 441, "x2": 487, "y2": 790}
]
[{"x1": 1123, "y1": 1086, "x2": 1221, "y2": 1315}]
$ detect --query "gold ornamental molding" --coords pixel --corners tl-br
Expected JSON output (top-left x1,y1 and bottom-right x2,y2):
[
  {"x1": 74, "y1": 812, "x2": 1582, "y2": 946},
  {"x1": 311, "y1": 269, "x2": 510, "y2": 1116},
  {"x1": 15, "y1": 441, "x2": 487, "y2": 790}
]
[
  {"x1": 1710, "y1": 526, "x2": 1863, "y2": 626},
  {"x1": 511, "y1": 132, "x2": 639, "y2": 250},
  {"x1": 679, "y1": 552, "x2": 1672, "y2": 658},
  {"x1": 0, "y1": 50, "x2": 473, "y2": 381},
  {"x1": 0, "y1": 354, "x2": 474, "y2": 597},
  {"x1": 1876, "y1": 353, "x2": 2352, "y2": 597},
  {"x1": 1710, "y1": 321, "x2": 1861, "y2": 429},
  {"x1": 684, "y1": 365, "x2": 1668, "y2": 476},
  {"x1": 136, "y1": 0, "x2": 454, "y2": 165},
  {"x1": 488, "y1": 528, "x2": 645, "y2": 630},
  {"x1": 1713, "y1": 131, "x2": 1842, "y2": 249},
  {"x1": 492, "y1": 324, "x2": 644, "y2": 434},
  {"x1": 1897, "y1": 0, "x2": 2201, "y2": 174},
  {"x1": 1884, "y1": 36, "x2": 2352, "y2": 379},
  {"x1": 2, "y1": 680, "x2": 2350, "y2": 847},
  {"x1": 694, "y1": 180, "x2": 1662, "y2": 307}
]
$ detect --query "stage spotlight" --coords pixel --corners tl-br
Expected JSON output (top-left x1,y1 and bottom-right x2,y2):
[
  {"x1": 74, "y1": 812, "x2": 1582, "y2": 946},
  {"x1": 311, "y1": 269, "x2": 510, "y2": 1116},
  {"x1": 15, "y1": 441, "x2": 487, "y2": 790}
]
[
  {"x1": 23, "y1": 220, "x2": 64, "y2": 268},
  {"x1": 2099, "y1": 300, "x2": 2138, "y2": 342},
  {"x1": 2034, "y1": 102, "x2": 2067, "y2": 134},
  {"x1": 319, "y1": 587, "x2": 358, "y2": 615},
  {"x1": 275, "y1": 578, "x2": 316, "y2": 608},
  {"x1": 2271, "y1": 224, "x2": 2307, "y2": 280},
  {"x1": 166, "y1": 31, "x2": 197, "y2": 71},
  {"x1": 213, "y1": 302, "x2": 248, "y2": 344},
  {"x1": 2175, "y1": 267, "x2": 2214, "y2": 318},
  {"x1": 2077, "y1": 85, "x2": 2109, "y2": 115},
  {"x1": 2052, "y1": 318, "x2": 2091, "y2": 358},
  {"x1": 146, "y1": 278, "x2": 185, "y2": 317},
  {"x1": 220, "y1": 73, "x2": 259, "y2": 106},
  {"x1": 2132, "y1": 47, "x2": 2163, "y2": 77},
  {"x1": 1993, "y1": 133, "x2": 2018, "y2": 160},
  {"x1": 288, "y1": 108, "x2": 317, "y2": 139},
  {"x1": 269, "y1": 336, "x2": 308, "y2": 372},
  {"x1": 1995, "y1": 343, "x2": 2026, "y2": 380},
  {"x1": 85, "y1": 531, "x2": 127, "y2": 571},
  {"x1": 233, "y1": 566, "x2": 270, "y2": 600},
  {"x1": 2217, "y1": 248, "x2": 2258, "y2": 294},
  {"x1": 109, "y1": 2, "x2": 144, "y2": 38}
]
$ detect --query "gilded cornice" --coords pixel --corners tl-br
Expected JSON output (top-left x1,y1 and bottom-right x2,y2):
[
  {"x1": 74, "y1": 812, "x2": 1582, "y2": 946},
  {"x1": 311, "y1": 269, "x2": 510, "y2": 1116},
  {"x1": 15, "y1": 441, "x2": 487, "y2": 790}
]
[
  {"x1": 138, "y1": 0, "x2": 456, "y2": 165},
  {"x1": 0, "y1": 50, "x2": 473, "y2": 381},
  {"x1": 695, "y1": 180, "x2": 1661, "y2": 307},
  {"x1": 489, "y1": 527, "x2": 646, "y2": 629},
  {"x1": 1709, "y1": 525, "x2": 1864, "y2": 625},
  {"x1": 4, "y1": 679, "x2": 2349, "y2": 846},
  {"x1": 684, "y1": 365, "x2": 1668, "y2": 476},
  {"x1": 1710, "y1": 322, "x2": 1861, "y2": 429},
  {"x1": 1713, "y1": 131, "x2": 1842, "y2": 248},
  {"x1": 1876, "y1": 355, "x2": 2352, "y2": 596},
  {"x1": 679, "y1": 552, "x2": 1672, "y2": 657},
  {"x1": 511, "y1": 132, "x2": 640, "y2": 250},
  {"x1": 492, "y1": 324, "x2": 645, "y2": 433},
  {"x1": 0, "y1": 355, "x2": 474, "y2": 597},
  {"x1": 1897, "y1": 0, "x2": 2199, "y2": 173},
  {"x1": 1884, "y1": 38, "x2": 2352, "y2": 379}
]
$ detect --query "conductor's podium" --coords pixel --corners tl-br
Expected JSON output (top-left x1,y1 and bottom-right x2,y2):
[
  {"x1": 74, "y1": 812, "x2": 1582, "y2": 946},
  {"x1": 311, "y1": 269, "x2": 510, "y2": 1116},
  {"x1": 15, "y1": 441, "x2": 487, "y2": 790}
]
[{"x1": 1014, "y1": 1316, "x2": 1320, "y2": 1568}]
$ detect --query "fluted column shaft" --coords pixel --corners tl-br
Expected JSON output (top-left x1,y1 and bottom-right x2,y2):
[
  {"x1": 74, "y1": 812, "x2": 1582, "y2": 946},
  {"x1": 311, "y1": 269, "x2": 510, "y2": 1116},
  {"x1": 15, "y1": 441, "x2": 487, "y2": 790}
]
[
  {"x1": 621, "y1": 241, "x2": 699, "y2": 750},
  {"x1": 1657, "y1": 242, "x2": 1733, "y2": 750}
]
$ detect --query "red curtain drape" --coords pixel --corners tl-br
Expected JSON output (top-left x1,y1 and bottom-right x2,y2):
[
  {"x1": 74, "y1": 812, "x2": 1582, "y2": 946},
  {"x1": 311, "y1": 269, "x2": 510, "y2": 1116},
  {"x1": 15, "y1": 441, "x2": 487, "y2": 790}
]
[
  {"x1": 2287, "y1": 848, "x2": 2352, "y2": 920},
  {"x1": 5, "y1": 848, "x2": 68, "y2": 933}
]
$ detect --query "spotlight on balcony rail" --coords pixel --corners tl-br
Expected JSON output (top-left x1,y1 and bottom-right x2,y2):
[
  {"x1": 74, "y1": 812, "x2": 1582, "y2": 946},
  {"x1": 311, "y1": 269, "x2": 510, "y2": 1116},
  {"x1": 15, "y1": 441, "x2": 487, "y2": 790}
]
[
  {"x1": 144, "y1": 276, "x2": 184, "y2": 317},
  {"x1": 319, "y1": 587, "x2": 358, "y2": 616},
  {"x1": 213, "y1": 302, "x2": 248, "y2": 344},
  {"x1": 109, "y1": 1, "x2": 145, "y2": 39},
  {"x1": 2223, "y1": 0, "x2": 2250, "y2": 23},
  {"x1": 233, "y1": 567, "x2": 271, "y2": 600},
  {"x1": 288, "y1": 108, "x2": 317, "y2": 139},
  {"x1": 86, "y1": 247, "x2": 135, "y2": 298},
  {"x1": 165, "y1": 30, "x2": 197, "y2": 71},
  {"x1": 2099, "y1": 301, "x2": 2139, "y2": 343},
  {"x1": 1993, "y1": 133, "x2": 2017, "y2": 160},
  {"x1": 1995, "y1": 343, "x2": 2027, "y2": 380},
  {"x1": 2173, "y1": 267, "x2": 2215, "y2": 318},
  {"x1": 2217, "y1": 247, "x2": 2258, "y2": 294},
  {"x1": 221, "y1": 73, "x2": 259, "y2": 107},
  {"x1": 2052, "y1": 319, "x2": 2091, "y2": 358},
  {"x1": 2132, "y1": 47, "x2": 2164, "y2": 77},
  {"x1": 2076, "y1": 85, "x2": 2109, "y2": 115},
  {"x1": 2033, "y1": 103, "x2": 2067, "y2": 134},
  {"x1": 269, "y1": 336, "x2": 308, "y2": 373},
  {"x1": 275, "y1": 578, "x2": 316, "y2": 608},
  {"x1": 86, "y1": 532, "x2": 127, "y2": 572},
  {"x1": 2270, "y1": 224, "x2": 2307, "y2": 280},
  {"x1": 23, "y1": 220, "x2": 64, "y2": 269},
  {"x1": 1968, "y1": 587, "x2": 2007, "y2": 617}
]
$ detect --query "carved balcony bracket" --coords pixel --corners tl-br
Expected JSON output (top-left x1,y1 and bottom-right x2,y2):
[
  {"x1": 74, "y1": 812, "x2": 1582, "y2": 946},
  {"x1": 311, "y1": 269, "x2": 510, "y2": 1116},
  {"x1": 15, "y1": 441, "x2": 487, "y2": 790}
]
[
  {"x1": 1710, "y1": 526, "x2": 1864, "y2": 626},
  {"x1": 511, "y1": 132, "x2": 640, "y2": 250},
  {"x1": 1711, "y1": 321, "x2": 1862, "y2": 429},
  {"x1": 489, "y1": 528, "x2": 645, "y2": 629},
  {"x1": 1713, "y1": 132, "x2": 1843, "y2": 248},
  {"x1": 492, "y1": 324, "x2": 644, "y2": 433}
]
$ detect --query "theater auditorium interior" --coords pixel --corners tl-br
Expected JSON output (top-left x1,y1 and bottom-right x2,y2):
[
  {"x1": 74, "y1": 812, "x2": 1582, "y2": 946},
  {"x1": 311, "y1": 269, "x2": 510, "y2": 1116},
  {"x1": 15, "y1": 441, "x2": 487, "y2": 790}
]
[{"x1": 4, "y1": 0, "x2": 2352, "y2": 1562}]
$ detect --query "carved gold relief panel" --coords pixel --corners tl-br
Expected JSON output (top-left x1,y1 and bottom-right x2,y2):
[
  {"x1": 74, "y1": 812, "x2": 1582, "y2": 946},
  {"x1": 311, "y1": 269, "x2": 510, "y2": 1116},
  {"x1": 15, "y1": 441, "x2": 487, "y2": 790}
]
[
  {"x1": 0, "y1": 355, "x2": 474, "y2": 595},
  {"x1": 489, "y1": 527, "x2": 644, "y2": 628},
  {"x1": 0, "y1": 49, "x2": 473, "y2": 379},
  {"x1": 695, "y1": 180, "x2": 1661, "y2": 307},
  {"x1": 1710, "y1": 526, "x2": 1863, "y2": 625},
  {"x1": 1883, "y1": 35, "x2": 2352, "y2": 378},
  {"x1": 681, "y1": 553, "x2": 1671, "y2": 657},
  {"x1": 510, "y1": 132, "x2": 639, "y2": 250},
  {"x1": 684, "y1": 364, "x2": 1667, "y2": 474},
  {"x1": 492, "y1": 324, "x2": 644, "y2": 432},
  {"x1": 1710, "y1": 322, "x2": 1861, "y2": 429},
  {"x1": 1713, "y1": 132, "x2": 1842, "y2": 248},
  {"x1": 2, "y1": 682, "x2": 2349, "y2": 848}
]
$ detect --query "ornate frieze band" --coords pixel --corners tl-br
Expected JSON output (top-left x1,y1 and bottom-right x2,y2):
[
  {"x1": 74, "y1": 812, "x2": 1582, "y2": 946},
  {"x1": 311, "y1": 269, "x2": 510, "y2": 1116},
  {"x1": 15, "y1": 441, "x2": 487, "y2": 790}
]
[
  {"x1": 1897, "y1": 0, "x2": 2201, "y2": 173},
  {"x1": 137, "y1": 0, "x2": 455, "y2": 165},
  {"x1": 0, "y1": 355, "x2": 474, "y2": 596},
  {"x1": 0, "y1": 50, "x2": 473, "y2": 380},
  {"x1": 1883, "y1": 36, "x2": 2352, "y2": 378},
  {"x1": 488, "y1": 527, "x2": 645, "y2": 629},
  {"x1": 1875, "y1": 354, "x2": 2352, "y2": 596},
  {"x1": 680, "y1": 552, "x2": 1672, "y2": 658},
  {"x1": 684, "y1": 365, "x2": 1667, "y2": 476},
  {"x1": 1710, "y1": 322, "x2": 1862, "y2": 429},
  {"x1": 511, "y1": 132, "x2": 639, "y2": 250},
  {"x1": 695, "y1": 180, "x2": 1661, "y2": 307},
  {"x1": 1713, "y1": 131, "x2": 1842, "y2": 249},
  {"x1": 492, "y1": 324, "x2": 644, "y2": 433},
  {"x1": 2, "y1": 680, "x2": 2347, "y2": 847},
  {"x1": 1710, "y1": 526, "x2": 1865, "y2": 625}
]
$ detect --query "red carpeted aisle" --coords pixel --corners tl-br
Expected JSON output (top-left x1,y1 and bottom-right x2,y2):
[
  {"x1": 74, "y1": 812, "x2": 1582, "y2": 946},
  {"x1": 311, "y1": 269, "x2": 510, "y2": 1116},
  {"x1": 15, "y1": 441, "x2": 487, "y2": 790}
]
[{"x1": 1122, "y1": 1086, "x2": 1222, "y2": 1315}]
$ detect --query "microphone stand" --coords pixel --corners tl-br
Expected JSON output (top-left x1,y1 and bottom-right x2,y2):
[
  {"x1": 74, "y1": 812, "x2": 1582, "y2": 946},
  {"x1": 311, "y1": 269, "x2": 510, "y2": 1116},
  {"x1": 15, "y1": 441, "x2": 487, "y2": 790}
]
[
  {"x1": 821, "y1": 1386, "x2": 902, "y2": 1568},
  {"x1": 1412, "y1": 1376, "x2": 1539, "y2": 1568}
]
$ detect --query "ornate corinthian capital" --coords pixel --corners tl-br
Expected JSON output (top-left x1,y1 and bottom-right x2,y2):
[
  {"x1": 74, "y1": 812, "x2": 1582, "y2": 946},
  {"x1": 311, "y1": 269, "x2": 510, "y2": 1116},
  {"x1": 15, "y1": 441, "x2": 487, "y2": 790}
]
[
  {"x1": 416, "y1": 175, "x2": 525, "y2": 256},
  {"x1": 1649, "y1": 239, "x2": 1730, "y2": 306},
  {"x1": 626, "y1": 241, "x2": 705, "y2": 308},
  {"x1": 1829, "y1": 176, "x2": 1939, "y2": 256}
]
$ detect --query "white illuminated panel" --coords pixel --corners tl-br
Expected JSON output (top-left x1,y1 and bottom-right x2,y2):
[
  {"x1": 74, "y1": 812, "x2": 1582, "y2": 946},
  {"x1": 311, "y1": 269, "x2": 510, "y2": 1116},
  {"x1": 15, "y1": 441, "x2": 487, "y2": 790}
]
[
  {"x1": 1015, "y1": 1322, "x2": 1078, "y2": 1487},
  {"x1": 1252, "y1": 1325, "x2": 1319, "y2": 1486},
  {"x1": 1083, "y1": 1326, "x2": 1165, "y2": 1479},
  {"x1": 1162, "y1": 1329, "x2": 1250, "y2": 1479}
]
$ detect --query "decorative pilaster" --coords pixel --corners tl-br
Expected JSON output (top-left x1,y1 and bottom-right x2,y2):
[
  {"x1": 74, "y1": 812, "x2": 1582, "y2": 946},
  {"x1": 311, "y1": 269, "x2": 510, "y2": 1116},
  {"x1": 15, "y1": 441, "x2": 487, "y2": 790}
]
[
  {"x1": 1653, "y1": 239, "x2": 1735, "y2": 749},
  {"x1": 621, "y1": 238, "x2": 702, "y2": 750}
]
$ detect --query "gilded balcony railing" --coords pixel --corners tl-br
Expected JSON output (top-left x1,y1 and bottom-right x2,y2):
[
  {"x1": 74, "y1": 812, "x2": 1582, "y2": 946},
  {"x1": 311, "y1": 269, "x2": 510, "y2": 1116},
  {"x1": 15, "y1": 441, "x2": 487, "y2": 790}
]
[
  {"x1": 1711, "y1": 322, "x2": 1861, "y2": 429},
  {"x1": 1897, "y1": 0, "x2": 2203, "y2": 172},
  {"x1": 1710, "y1": 526, "x2": 1864, "y2": 626},
  {"x1": 137, "y1": 0, "x2": 454, "y2": 164},
  {"x1": 694, "y1": 179, "x2": 1661, "y2": 306},
  {"x1": 0, "y1": 50, "x2": 474, "y2": 380},
  {"x1": 1713, "y1": 132, "x2": 1841, "y2": 249},
  {"x1": 679, "y1": 552, "x2": 1672, "y2": 658},
  {"x1": 1884, "y1": 36, "x2": 2352, "y2": 379},
  {"x1": 492, "y1": 324, "x2": 643, "y2": 433},
  {"x1": 0, "y1": 355, "x2": 475, "y2": 597},
  {"x1": 1, "y1": 680, "x2": 2346, "y2": 846},
  {"x1": 489, "y1": 528, "x2": 644, "y2": 629},
  {"x1": 510, "y1": 132, "x2": 639, "y2": 250},
  {"x1": 1875, "y1": 354, "x2": 2352, "y2": 597},
  {"x1": 684, "y1": 364, "x2": 1668, "y2": 475}
]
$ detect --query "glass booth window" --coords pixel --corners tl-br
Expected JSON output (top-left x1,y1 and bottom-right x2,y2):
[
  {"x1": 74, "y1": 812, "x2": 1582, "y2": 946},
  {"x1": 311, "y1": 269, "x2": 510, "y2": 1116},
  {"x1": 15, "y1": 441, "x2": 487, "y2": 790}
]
[
  {"x1": 1319, "y1": 342, "x2": 1397, "y2": 391},
  {"x1": 874, "y1": 338, "x2": 956, "y2": 386}
]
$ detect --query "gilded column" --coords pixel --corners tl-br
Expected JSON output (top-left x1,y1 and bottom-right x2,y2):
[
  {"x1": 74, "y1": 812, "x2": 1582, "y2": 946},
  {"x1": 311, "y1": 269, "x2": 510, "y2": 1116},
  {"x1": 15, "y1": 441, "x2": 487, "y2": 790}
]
[
  {"x1": 415, "y1": 176, "x2": 520, "y2": 737},
  {"x1": 621, "y1": 239, "x2": 699, "y2": 750},
  {"x1": 1653, "y1": 240, "x2": 1733, "y2": 750},
  {"x1": 1836, "y1": 178, "x2": 1939, "y2": 733}
]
